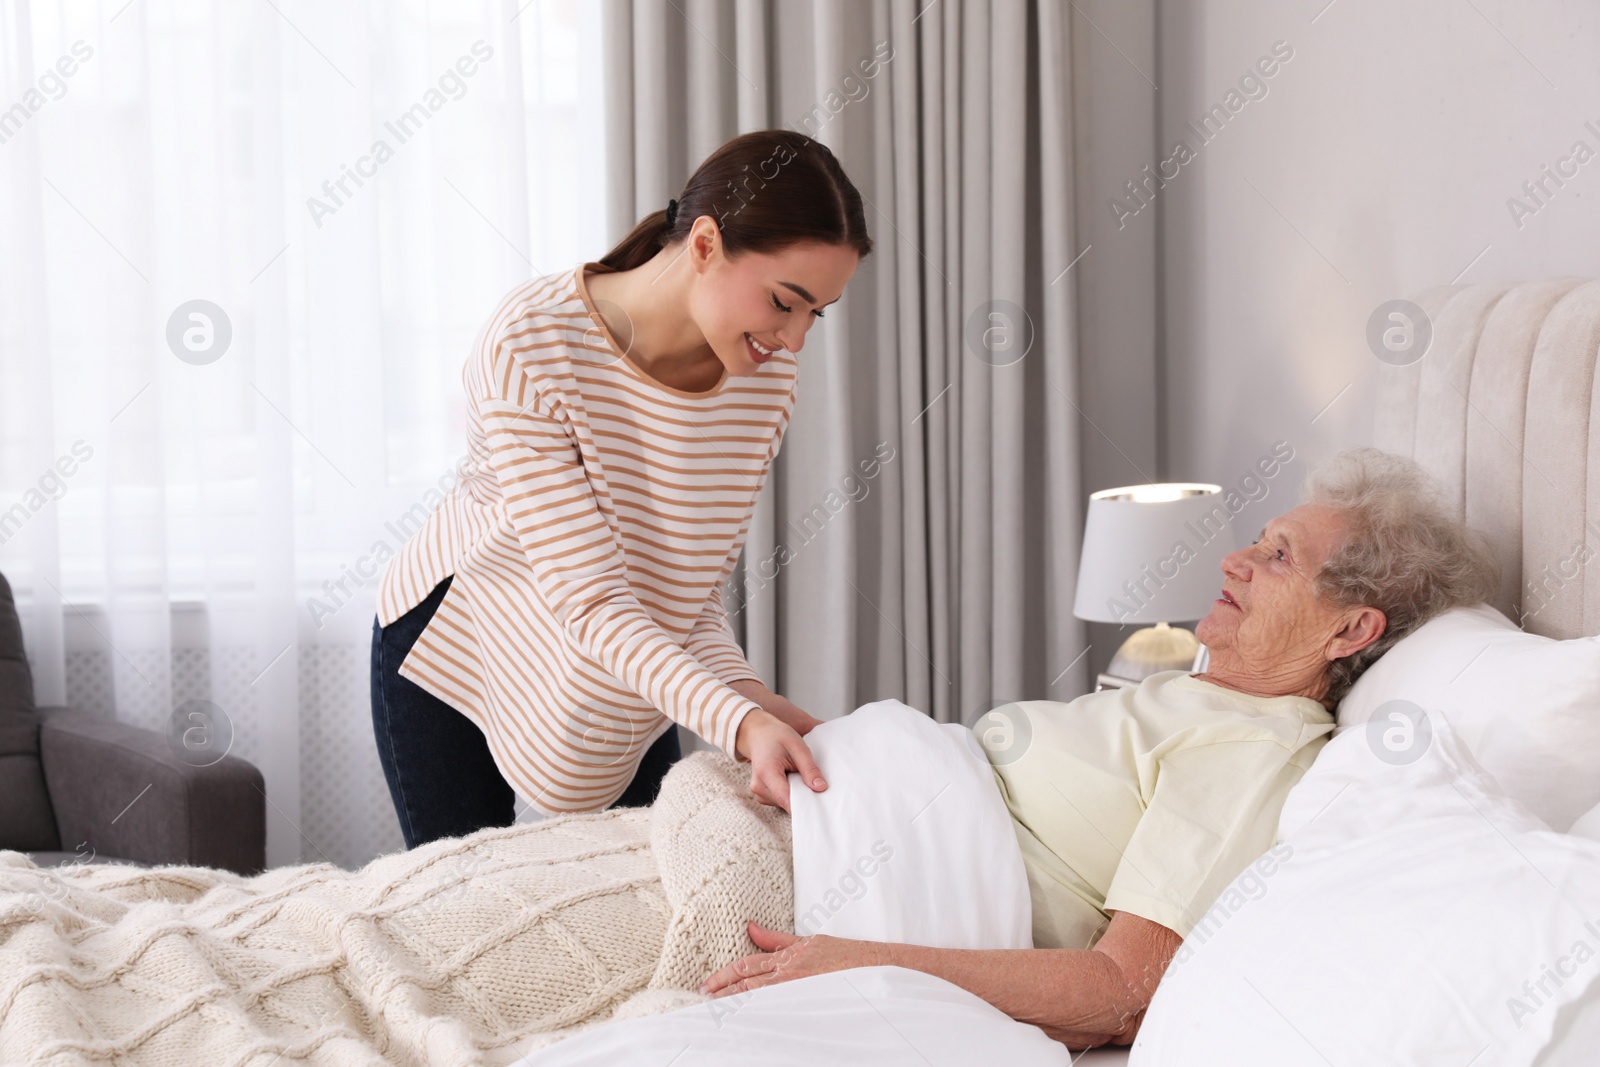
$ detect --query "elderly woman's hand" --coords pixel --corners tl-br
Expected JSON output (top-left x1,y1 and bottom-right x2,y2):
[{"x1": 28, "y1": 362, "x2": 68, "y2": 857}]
[
  {"x1": 701, "y1": 912, "x2": 1183, "y2": 1051},
  {"x1": 700, "y1": 921, "x2": 883, "y2": 996}
]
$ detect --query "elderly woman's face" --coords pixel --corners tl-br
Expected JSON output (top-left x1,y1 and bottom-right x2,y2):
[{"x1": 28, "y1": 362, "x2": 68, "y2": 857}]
[{"x1": 1194, "y1": 503, "x2": 1355, "y2": 689}]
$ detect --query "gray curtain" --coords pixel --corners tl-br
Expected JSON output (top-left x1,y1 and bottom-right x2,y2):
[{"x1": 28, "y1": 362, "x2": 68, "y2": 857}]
[{"x1": 602, "y1": 0, "x2": 1160, "y2": 726}]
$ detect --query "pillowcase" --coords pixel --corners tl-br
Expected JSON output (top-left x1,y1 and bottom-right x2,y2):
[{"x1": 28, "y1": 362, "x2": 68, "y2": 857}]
[
  {"x1": 1335, "y1": 601, "x2": 1600, "y2": 832},
  {"x1": 1128, "y1": 710, "x2": 1600, "y2": 1067},
  {"x1": 1569, "y1": 800, "x2": 1600, "y2": 843}
]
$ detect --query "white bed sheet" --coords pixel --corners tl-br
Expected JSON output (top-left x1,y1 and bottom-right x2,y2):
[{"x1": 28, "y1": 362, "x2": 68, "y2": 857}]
[
  {"x1": 787, "y1": 697, "x2": 1033, "y2": 948},
  {"x1": 519, "y1": 965, "x2": 1078, "y2": 1066}
]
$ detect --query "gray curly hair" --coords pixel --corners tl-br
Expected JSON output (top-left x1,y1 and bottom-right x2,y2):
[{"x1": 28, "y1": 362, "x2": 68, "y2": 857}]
[{"x1": 1305, "y1": 448, "x2": 1500, "y2": 707}]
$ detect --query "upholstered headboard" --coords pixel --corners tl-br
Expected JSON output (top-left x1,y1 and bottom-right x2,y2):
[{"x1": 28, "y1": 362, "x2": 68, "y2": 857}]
[{"x1": 1372, "y1": 278, "x2": 1600, "y2": 640}]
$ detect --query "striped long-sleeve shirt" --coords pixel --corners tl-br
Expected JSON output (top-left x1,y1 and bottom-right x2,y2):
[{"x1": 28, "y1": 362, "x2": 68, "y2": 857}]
[{"x1": 376, "y1": 262, "x2": 799, "y2": 813}]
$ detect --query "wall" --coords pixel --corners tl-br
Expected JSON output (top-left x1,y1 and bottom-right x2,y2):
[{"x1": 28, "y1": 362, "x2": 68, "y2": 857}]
[{"x1": 1152, "y1": 0, "x2": 1600, "y2": 542}]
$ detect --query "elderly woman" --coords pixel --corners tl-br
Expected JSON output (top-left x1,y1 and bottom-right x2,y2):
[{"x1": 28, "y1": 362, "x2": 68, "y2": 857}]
[{"x1": 701, "y1": 447, "x2": 1500, "y2": 1049}]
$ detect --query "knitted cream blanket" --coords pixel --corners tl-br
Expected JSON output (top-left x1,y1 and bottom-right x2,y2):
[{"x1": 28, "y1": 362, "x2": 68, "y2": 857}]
[{"x1": 0, "y1": 753, "x2": 792, "y2": 1067}]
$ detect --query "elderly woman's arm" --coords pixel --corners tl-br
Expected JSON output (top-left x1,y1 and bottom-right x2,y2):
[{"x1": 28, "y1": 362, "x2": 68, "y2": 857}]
[{"x1": 701, "y1": 910, "x2": 1183, "y2": 1048}]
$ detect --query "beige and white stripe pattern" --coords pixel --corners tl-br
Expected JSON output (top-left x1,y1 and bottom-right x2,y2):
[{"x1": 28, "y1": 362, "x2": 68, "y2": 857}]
[{"x1": 377, "y1": 262, "x2": 798, "y2": 813}]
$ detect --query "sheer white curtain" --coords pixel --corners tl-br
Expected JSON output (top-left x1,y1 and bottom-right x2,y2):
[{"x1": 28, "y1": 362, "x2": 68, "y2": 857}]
[{"x1": 0, "y1": 0, "x2": 606, "y2": 869}]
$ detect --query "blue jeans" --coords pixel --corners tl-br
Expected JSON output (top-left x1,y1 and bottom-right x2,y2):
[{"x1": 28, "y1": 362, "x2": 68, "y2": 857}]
[{"x1": 370, "y1": 574, "x2": 682, "y2": 849}]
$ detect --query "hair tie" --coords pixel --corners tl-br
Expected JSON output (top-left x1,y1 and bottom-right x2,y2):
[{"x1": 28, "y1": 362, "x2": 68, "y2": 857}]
[{"x1": 665, "y1": 198, "x2": 679, "y2": 227}]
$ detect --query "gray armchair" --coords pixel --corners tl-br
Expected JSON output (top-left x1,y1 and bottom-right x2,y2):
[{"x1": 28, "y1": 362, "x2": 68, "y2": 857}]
[{"x1": 0, "y1": 573, "x2": 266, "y2": 875}]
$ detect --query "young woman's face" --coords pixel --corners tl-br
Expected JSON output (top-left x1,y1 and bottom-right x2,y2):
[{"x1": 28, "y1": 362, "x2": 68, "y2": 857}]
[{"x1": 686, "y1": 222, "x2": 861, "y2": 375}]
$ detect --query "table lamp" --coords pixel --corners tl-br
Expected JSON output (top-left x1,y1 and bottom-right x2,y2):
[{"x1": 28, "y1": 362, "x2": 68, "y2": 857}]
[{"x1": 1072, "y1": 482, "x2": 1236, "y2": 688}]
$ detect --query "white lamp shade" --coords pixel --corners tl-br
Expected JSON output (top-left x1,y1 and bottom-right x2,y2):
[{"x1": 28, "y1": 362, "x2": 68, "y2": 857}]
[{"x1": 1072, "y1": 483, "x2": 1237, "y2": 624}]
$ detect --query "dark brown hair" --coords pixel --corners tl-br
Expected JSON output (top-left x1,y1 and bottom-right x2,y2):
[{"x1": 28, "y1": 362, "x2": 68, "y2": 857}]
[{"x1": 599, "y1": 130, "x2": 873, "y2": 272}]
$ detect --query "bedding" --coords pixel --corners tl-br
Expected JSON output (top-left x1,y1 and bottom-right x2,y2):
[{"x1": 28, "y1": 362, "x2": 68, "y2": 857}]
[
  {"x1": 1535, "y1": 971, "x2": 1600, "y2": 1067},
  {"x1": 788, "y1": 698, "x2": 1031, "y2": 949},
  {"x1": 517, "y1": 965, "x2": 1077, "y2": 1067},
  {"x1": 0, "y1": 699, "x2": 1056, "y2": 1065},
  {"x1": 1335, "y1": 601, "x2": 1600, "y2": 831},
  {"x1": 1570, "y1": 799, "x2": 1600, "y2": 842},
  {"x1": 0, "y1": 752, "x2": 790, "y2": 1067},
  {"x1": 1128, "y1": 708, "x2": 1600, "y2": 1066}
]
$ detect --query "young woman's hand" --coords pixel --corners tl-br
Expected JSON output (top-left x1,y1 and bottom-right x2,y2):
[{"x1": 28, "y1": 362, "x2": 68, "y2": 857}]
[
  {"x1": 733, "y1": 709, "x2": 827, "y2": 812},
  {"x1": 728, "y1": 680, "x2": 824, "y2": 735}
]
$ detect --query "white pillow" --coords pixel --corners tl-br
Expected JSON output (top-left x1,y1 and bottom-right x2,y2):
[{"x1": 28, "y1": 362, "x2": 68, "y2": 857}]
[
  {"x1": 1570, "y1": 800, "x2": 1600, "y2": 843},
  {"x1": 1336, "y1": 602, "x2": 1600, "y2": 831},
  {"x1": 1129, "y1": 710, "x2": 1600, "y2": 1067}
]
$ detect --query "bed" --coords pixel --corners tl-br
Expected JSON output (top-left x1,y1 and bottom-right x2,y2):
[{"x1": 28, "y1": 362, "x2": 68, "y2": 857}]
[
  {"x1": 1124, "y1": 276, "x2": 1600, "y2": 1065},
  {"x1": 1110, "y1": 276, "x2": 1600, "y2": 1065},
  {"x1": 519, "y1": 276, "x2": 1600, "y2": 1066}
]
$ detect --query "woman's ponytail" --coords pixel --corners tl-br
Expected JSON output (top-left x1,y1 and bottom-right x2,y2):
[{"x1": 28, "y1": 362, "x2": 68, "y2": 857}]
[
  {"x1": 597, "y1": 131, "x2": 872, "y2": 272},
  {"x1": 598, "y1": 208, "x2": 676, "y2": 272}
]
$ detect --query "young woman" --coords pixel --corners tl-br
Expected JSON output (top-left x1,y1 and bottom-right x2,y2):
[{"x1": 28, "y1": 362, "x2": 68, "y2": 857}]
[{"x1": 370, "y1": 130, "x2": 873, "y2": 848}]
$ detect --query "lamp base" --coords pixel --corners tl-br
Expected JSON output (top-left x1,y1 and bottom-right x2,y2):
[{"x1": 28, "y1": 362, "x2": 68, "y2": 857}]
[{"x1": 1100, "y1": 622, "x2": 1201, "y2": 688}]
